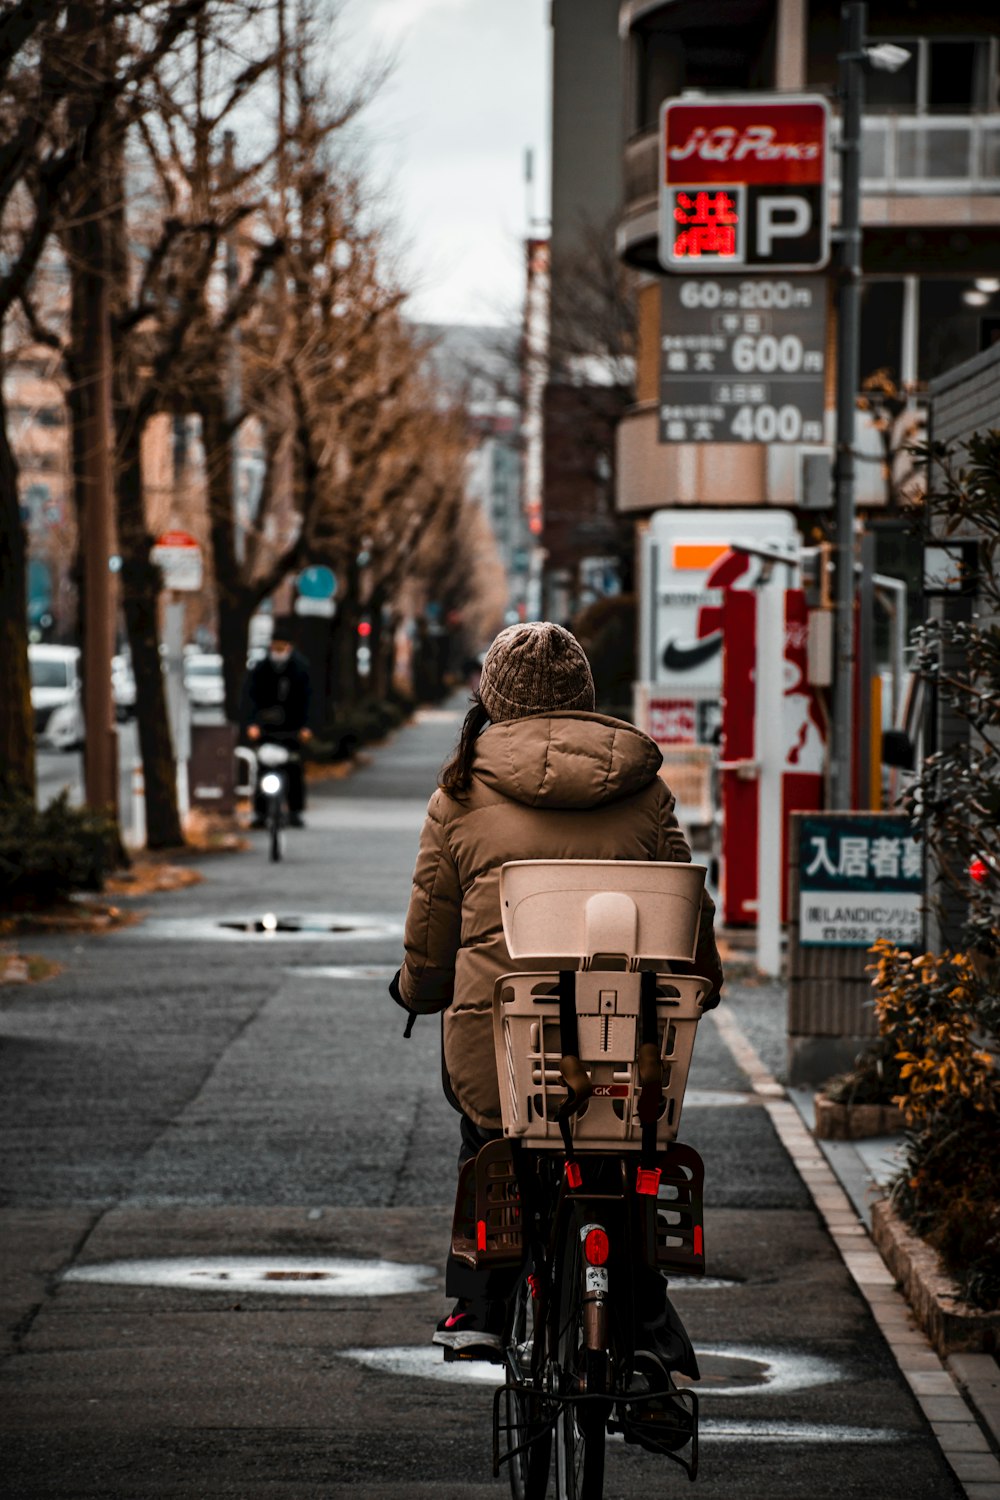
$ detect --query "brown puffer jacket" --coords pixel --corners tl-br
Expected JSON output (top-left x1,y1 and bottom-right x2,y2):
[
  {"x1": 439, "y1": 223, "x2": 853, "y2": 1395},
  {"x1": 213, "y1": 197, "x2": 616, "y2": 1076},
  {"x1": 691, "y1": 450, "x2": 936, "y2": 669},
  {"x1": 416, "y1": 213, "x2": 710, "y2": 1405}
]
[{"x1": 399, "y1": 710, "x2": 724, "y2": 1129}]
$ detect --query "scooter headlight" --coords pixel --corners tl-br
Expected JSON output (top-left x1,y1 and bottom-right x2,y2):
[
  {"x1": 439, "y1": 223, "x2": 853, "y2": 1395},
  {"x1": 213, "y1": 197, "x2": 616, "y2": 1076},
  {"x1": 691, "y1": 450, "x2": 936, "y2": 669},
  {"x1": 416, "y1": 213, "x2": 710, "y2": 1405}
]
[{"x1": 260, "y1": 773, "x2": 282, "y2": 795}]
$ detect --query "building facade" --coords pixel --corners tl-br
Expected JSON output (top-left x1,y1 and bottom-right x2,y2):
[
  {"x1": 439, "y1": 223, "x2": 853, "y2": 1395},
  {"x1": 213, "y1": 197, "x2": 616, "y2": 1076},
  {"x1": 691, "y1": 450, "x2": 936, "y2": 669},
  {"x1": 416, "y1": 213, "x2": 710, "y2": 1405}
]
[{"x1": 616, "y1": 0, "x2": 1000, "y2": 520}]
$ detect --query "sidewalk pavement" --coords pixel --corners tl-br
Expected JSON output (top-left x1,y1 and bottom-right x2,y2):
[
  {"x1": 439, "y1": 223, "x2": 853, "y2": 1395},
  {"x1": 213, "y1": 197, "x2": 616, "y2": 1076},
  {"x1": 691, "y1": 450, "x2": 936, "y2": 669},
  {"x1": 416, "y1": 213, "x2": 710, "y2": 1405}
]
[{"x1": 710, "y1": 969, "x2": 1000, "y2": 1499}]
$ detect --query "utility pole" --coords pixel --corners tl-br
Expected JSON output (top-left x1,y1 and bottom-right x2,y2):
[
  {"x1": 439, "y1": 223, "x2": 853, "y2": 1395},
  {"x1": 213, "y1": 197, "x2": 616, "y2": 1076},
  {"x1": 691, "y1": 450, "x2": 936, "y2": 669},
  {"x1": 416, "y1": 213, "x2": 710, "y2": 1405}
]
[
  {"x1": 78, "y1": 19, "x2": 117, "y2": 816},
  {"x1": 830, "y1": 0, "x2": 866, "y2": 810}
]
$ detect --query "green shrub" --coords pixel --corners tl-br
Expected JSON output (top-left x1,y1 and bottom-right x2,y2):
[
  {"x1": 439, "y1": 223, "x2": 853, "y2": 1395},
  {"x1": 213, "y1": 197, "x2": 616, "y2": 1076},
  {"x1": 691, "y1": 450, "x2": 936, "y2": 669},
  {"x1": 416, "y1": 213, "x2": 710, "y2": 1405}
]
[
  {"x1": 0, "y1": 787, "x2": 119, "y2": 908},
  {"x1": 310, "y1": 697, "x2": 410, "y2": 763},
  {"x1": 867, "y1": 943, "x2": 1000, "y2": 1312}
]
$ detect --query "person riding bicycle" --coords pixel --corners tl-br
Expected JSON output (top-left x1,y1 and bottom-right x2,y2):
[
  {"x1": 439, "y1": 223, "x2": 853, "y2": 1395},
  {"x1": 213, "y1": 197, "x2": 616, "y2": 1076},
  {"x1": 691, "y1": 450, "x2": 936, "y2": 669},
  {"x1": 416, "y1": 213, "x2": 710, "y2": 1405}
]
[
  {"x1": 240, "y1": 625, "x2": 313, "y2": 829},
  {"x1": 390, "y1": 621, "x2": 724, "y2": 1374}
]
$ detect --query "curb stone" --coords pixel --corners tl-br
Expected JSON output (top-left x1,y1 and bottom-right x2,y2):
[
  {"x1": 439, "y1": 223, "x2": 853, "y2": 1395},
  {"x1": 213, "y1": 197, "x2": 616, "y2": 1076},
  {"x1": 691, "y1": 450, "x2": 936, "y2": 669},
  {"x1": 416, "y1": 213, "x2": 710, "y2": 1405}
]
[{"x1": 871, "y1": 1199, "x2": 1000, "y2": 1360}]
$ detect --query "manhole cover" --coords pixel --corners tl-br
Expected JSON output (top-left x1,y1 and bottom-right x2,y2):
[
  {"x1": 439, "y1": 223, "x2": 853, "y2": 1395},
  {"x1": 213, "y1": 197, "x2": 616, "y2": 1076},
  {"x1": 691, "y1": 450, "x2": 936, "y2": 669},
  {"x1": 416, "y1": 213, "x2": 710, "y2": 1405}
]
[
  {"x1": 219, "y1": 917, "x2": 356, "y2": 935},
  {"x1": 125, "y1": 914, "x2": 403, "y2": 943},
  {"x1": 63, "y1": 1256, "x2": 434, "y2": 1298}
]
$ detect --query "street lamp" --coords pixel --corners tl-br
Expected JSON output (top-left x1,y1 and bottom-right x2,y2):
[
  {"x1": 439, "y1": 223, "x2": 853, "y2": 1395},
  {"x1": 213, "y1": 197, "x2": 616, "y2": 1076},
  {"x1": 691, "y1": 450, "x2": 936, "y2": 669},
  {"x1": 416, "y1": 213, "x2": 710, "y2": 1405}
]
[{"x1": 830, "y1": 4, "x2": 911, "y2": 809}]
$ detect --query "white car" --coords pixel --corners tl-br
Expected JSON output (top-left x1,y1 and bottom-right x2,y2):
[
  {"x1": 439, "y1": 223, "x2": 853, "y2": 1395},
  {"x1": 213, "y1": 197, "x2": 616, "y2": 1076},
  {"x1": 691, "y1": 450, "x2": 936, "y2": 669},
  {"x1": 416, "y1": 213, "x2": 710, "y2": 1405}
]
[
  {"x1": 30, "y1": 644, "x2": 85, "y2": 751},
  {"x1": 183, "y1": 652, "x2": 226, "y2": 710}
]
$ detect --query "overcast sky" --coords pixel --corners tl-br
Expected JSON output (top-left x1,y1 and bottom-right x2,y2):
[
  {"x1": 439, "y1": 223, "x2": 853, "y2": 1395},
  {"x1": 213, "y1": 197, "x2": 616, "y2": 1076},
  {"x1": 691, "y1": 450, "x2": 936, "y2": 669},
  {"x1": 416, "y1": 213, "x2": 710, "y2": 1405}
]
[{"x1": 344, "y1": 0, "x2": 551, "y2": 327}]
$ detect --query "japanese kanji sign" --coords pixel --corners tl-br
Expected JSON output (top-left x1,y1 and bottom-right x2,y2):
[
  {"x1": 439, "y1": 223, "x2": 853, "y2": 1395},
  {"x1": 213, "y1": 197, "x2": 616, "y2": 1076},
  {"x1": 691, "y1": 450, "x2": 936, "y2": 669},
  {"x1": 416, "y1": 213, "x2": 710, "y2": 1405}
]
[
  {"x1": 659, "y1": 96, "x2": 830, "y2": 273},
  {"x1": 647, "y1": 698, "x2": 697, "y2": 745},
  {"x1": 799, "y1": 815, "x2": 924, "y2": 949},
  {"x1": 659, "y1": 274, "x2": 826, "y2": 445}
]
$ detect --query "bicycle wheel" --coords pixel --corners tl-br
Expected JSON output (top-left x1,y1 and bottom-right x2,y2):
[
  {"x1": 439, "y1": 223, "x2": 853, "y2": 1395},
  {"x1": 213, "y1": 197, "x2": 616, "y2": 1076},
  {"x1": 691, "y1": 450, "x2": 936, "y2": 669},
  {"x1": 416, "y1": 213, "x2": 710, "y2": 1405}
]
[
  {"x1": 505, "y1": 1276, "x2": 552, "y2": 1500},
  {"x1": 553, "y1": 1219, "x2": 606, "y2": 1500},
  {"x1": 268, "y1": 798, "x2": 283, "y2": 862}
]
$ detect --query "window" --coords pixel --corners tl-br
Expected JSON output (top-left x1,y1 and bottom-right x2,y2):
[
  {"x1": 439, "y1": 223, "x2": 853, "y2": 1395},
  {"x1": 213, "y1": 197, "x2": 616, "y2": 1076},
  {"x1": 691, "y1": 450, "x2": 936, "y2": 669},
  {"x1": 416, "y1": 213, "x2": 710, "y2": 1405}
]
[
  {"x1": 865, "y1": 36, "x2": 998, "y2": 115},
  {"x1": 630, "y1": 3, "x2": 774, "y2": 135},
  {"x1": 919, "y1": 279, "x2": 996, "y2": 381},
  {"x1": 30, "y1": 658, "x2": 69, "y2": 690},
  {"x1": 859, "y1": 280, "x2": 904, "y2": 386}
]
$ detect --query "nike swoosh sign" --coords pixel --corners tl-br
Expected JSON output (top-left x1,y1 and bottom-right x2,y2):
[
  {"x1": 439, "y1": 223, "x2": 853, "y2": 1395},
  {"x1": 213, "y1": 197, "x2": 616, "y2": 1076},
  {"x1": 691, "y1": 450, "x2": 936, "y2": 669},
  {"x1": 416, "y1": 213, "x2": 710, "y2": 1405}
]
[{"x1": 662, "y1": 635, "x2": 723, "y2": 673}]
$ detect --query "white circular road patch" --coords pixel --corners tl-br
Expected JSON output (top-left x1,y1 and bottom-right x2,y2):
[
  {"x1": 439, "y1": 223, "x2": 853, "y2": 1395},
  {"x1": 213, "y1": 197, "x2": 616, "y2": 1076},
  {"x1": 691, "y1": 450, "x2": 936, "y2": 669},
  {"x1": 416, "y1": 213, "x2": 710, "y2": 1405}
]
[
  {"x1": 63, "y1": 1256, "x2": 435, "y2": 1298},
  {"x1": 340, "y1": 1342, "x2": 843, "y2": 1399}
]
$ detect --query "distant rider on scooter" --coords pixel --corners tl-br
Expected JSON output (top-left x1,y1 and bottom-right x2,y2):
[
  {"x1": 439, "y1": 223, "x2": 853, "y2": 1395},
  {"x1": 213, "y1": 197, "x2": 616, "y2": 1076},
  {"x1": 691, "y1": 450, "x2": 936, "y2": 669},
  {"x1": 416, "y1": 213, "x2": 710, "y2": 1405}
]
[{"x1": 240, "y1": 623, "x2": 313, "y2": 828}]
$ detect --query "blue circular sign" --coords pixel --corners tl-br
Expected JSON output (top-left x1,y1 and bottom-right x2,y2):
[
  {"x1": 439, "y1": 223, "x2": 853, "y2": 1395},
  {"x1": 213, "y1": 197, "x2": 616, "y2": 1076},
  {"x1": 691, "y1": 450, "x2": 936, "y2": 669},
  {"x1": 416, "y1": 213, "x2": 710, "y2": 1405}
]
[{"x1": 297, "y1": 565, "x2": 337, "y2": 600}]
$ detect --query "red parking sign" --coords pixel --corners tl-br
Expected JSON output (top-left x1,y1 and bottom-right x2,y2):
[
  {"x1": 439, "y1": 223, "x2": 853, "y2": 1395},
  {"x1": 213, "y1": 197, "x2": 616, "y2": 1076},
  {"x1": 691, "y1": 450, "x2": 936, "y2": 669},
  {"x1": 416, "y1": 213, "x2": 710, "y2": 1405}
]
[{"x1": 660, "y1": 96, "x2": 830, "y2": 273}]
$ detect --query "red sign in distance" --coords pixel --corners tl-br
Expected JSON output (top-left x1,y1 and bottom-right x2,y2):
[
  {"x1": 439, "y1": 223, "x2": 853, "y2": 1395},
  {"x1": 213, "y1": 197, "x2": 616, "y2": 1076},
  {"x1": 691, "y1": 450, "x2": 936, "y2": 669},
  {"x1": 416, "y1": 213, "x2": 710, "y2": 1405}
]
[
  {"x1": 154, "y1": 530, "x2": 199, "y2": 549},
  {"x1": 659, "y1": 95, "x2": 829, "y2": 272}
]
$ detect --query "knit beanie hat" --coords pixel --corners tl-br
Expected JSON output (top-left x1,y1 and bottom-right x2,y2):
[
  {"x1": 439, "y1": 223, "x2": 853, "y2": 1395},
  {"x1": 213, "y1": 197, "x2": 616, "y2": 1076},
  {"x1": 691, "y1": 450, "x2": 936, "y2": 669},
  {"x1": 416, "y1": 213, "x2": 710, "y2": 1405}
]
[{"x1": 479, "y1": 621, "x2": 596, "y2": 722}]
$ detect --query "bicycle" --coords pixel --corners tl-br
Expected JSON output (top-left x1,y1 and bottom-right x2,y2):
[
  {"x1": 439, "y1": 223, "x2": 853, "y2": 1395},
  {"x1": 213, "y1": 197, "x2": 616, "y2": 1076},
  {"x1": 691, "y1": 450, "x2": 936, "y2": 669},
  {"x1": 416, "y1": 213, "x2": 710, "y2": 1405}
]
[
  {"x1": 254, "y1": 736, "x2": 301, "y2": 862},
  {"x1": 445, "y1": 859, "x2": 711, "y2": 1499}
]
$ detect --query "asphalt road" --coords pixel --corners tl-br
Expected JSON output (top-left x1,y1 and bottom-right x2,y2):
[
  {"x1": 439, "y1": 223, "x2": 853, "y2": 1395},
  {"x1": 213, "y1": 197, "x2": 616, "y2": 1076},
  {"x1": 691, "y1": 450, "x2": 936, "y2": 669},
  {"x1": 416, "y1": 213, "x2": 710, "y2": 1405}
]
[{"x1": 2, "y1": 706, "x2": 962, "y2": 1498}]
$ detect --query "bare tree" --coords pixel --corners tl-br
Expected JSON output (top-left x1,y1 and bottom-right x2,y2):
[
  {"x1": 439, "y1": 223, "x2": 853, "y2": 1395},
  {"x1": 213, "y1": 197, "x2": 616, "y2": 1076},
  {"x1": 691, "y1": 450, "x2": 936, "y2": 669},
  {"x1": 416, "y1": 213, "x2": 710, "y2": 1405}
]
[{"x1": 0, "y1": 0, "x2": 211, "y2": 797}]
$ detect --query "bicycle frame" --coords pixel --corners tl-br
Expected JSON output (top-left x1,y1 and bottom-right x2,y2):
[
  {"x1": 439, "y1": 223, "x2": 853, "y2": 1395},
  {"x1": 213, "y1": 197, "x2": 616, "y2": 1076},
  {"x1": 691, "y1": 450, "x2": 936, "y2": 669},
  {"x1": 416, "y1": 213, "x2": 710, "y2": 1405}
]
[{"x1": 489, "y1": 1142, "x2": 701, "y2": 1490}]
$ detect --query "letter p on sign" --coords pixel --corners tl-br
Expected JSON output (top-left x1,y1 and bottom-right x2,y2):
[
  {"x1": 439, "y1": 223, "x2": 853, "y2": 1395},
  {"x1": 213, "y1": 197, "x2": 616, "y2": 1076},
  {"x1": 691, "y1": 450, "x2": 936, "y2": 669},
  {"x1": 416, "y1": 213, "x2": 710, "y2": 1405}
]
[{"x1": 756, "y1": 195, "x2": 812, "y2": 257}]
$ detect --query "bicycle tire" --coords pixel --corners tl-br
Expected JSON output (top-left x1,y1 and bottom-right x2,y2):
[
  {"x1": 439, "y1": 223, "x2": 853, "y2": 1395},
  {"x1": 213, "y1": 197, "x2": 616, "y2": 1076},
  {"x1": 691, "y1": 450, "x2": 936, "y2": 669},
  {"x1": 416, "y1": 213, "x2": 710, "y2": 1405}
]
[
  {"x1": 553, "y1": 1217, "x2": 606, "y2": 1500},
  {"x1": 268, "y1": 799, "x2": 282, "y2": 863},
  {"x1": 506, "y1": 1277, "x2": 552, "y2": 1500}
]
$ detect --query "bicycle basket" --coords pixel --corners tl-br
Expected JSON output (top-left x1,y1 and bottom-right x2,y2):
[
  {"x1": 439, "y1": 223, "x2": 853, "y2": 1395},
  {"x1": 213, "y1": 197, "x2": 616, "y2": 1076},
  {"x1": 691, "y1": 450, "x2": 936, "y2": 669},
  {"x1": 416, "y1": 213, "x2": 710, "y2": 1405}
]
[{"x1": 492, "y1": 969, "x2": 710, "y2": 1151}]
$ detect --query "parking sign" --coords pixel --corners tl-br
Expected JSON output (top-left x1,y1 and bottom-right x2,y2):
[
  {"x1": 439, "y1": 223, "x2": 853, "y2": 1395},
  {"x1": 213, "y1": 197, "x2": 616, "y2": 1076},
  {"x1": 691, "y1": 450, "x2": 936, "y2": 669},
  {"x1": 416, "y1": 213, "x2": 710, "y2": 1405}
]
[{"x1": 660, "y1": 96, "x2": 830, "y2": 273}]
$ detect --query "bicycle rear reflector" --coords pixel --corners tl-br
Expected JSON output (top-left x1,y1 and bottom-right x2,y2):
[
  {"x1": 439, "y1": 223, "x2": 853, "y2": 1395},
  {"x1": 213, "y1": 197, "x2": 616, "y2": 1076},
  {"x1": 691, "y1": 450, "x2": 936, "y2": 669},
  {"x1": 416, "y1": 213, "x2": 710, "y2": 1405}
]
[
  {"x1": 583, "y1": 1227, "x2": 610, "y2": 1266},
  {"x1": 477, "y1": 1220, "x2": 488, "y2": 1252},
  {"x1": 565, "y1": 1161, "x2": 583, "y2": 1189},
  {"x1": 636, "y1": 1166, "x2": 662, "y2": 1196}
]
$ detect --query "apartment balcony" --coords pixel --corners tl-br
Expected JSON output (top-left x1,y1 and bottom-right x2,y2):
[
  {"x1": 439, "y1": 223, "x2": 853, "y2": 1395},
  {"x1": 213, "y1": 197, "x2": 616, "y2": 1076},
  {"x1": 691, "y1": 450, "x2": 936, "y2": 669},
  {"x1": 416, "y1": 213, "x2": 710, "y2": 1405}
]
[{"x1": 619, "y1": 112, "x2": 1000, "y2": 267}]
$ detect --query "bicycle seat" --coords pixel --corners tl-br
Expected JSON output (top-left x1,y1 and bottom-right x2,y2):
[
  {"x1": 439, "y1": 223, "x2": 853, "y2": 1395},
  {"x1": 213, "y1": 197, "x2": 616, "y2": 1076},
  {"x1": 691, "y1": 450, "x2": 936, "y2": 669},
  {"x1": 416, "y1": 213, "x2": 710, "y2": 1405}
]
[{"x1": 499, "y1": 859, "x2": 706, "y2": 970}]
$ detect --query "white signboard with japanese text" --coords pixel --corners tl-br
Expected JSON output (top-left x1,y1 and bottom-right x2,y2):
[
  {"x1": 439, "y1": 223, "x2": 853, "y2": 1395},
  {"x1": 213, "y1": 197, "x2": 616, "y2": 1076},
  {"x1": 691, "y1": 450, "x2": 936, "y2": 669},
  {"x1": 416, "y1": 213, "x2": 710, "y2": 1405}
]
[
  {"x1": 799, "y1": 815, "x2": 923, "y2": 948},
  {"x1": 659, "y1": 275, "x2": 827, "y2": 445},
  {"x1": 152, "y1": 530, "x2": 203, "y2": 592}
]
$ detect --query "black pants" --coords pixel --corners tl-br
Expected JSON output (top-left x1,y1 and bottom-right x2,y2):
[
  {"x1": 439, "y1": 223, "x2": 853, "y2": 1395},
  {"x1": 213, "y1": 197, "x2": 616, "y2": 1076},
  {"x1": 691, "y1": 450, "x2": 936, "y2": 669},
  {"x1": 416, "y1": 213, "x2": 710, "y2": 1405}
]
[{"x1": 254, "y1": 754, "x2": 305, "y2": 816}]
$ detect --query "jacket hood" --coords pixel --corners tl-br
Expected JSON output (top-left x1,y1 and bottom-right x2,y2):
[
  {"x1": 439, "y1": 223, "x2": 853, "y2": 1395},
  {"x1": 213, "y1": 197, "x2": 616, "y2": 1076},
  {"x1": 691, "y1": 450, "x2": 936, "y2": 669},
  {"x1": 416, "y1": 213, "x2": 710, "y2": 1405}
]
[{"x1": 471, "y1": 711, "x2": 663, "y2": 810}]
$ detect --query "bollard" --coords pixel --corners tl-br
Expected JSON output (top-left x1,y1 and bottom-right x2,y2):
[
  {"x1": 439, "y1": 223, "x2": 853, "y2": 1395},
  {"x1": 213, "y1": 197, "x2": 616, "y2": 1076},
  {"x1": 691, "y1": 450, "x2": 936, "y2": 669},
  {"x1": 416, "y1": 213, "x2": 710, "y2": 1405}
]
[{"x1": 131, "y1": 764, "x2": 146, "y2": 849}]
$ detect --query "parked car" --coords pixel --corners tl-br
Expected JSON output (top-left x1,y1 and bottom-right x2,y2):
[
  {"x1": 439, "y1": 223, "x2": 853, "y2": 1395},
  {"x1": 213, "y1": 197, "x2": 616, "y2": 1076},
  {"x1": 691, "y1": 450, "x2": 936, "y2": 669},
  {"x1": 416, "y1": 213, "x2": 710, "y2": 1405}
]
[
  {"x1": 183, "y1": 652, "x2": 226, "y2": 710},
  {"x1": 112, "y1": 653, "x2": 136, "y2": 721},
  {"x1": 29, "y1": 644, "x2": 85, "y2": 750}
]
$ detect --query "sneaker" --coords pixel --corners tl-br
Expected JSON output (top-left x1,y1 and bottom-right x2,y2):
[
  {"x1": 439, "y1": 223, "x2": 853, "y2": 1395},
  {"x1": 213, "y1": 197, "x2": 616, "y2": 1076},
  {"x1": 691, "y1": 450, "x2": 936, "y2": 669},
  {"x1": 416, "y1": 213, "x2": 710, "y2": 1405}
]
[
  {"x1": 432, "y1": 1300, "x2": 504, "y2": 1360},
  {"x1": 250, "y1": 817, "x2": 266, "y2": 830},
  {"x1": 288, "y1": 814, "x2": 305, "y2": 828}
]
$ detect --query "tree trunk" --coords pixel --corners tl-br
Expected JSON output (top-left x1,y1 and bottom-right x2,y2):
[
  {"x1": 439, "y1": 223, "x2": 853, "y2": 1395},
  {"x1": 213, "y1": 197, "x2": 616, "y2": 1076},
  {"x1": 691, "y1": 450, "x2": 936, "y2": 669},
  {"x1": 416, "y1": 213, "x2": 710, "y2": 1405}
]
[
  {"x1": 200, "y1": 382, "x2": 248, "y2": 721},
  {"x1": 330, "y1": 601, "x2": 358, "y2": 715},
  {"x1": 366, "y1": 589, "x2": 390, "y2": 702},
  {"x1": 0, "y1": 384, "x2": 35, "y2": 798},
  {"x1": 115, "y1": 424, "x2": 182, "y2": 848}
]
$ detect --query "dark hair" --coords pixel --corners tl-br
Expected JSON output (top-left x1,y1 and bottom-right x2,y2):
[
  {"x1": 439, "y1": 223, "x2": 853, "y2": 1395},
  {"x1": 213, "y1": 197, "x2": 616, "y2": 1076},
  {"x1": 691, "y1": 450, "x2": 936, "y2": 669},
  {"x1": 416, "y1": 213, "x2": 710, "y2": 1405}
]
[{"x1": 439, "y1": 694, "x2": 490, "y2": 798}]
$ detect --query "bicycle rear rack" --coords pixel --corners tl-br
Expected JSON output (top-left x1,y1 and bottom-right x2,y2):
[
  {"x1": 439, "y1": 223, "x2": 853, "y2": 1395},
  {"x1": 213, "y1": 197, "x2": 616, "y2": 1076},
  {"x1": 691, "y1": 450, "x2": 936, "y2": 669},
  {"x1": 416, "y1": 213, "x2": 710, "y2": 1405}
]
[{"x1": 450, "y1": 1138, "x2": 706, "y2": 1276}]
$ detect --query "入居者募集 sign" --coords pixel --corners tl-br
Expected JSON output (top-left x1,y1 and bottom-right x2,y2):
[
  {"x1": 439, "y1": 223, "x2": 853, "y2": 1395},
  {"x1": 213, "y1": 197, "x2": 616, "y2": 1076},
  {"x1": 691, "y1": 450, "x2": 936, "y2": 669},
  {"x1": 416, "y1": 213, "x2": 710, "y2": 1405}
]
[{"x1": 799, "y1": 814, "x2": 923, "y2": 949}]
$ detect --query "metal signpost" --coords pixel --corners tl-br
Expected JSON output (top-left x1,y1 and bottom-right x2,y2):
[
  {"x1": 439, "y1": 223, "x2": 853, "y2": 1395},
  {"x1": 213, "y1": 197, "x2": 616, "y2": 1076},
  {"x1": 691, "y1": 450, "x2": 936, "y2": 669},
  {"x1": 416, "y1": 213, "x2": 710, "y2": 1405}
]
[{"x1": 659, "y1": 273, "x2": 827, "y2": 445}]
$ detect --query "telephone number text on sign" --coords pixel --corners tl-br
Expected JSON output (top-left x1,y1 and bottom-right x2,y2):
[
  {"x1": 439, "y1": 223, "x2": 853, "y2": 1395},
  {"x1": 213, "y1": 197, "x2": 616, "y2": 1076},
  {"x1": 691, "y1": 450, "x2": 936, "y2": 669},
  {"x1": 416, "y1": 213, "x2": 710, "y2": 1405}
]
[
  {"x1": 659, "y1": 275, "x2": 826, "y2": 446},
  {"x1": 800, "y1": 899, "x2": 923, "y2": 949}
]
